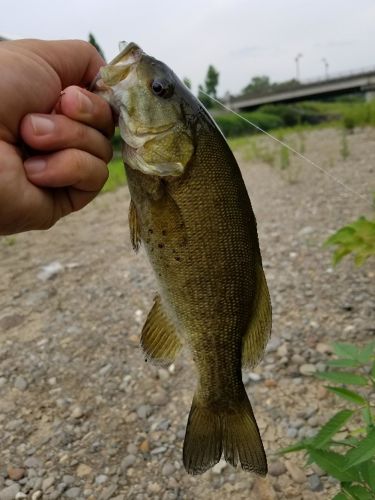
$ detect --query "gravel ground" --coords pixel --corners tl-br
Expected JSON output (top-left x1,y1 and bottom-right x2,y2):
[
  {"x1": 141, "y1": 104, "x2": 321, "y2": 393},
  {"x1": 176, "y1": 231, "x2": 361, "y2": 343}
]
[{"x1": 0, "y1": 127, "x2": 374, "y2": 500}]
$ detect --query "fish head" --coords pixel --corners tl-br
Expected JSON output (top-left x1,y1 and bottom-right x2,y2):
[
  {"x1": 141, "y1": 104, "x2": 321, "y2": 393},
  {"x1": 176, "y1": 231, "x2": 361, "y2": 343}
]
[{"x1": 94, "y1": 42, "x2": 200, "y2": 177}]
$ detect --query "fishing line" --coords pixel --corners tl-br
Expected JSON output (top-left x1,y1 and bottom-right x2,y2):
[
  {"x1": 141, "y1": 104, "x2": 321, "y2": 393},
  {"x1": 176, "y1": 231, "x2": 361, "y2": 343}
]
[{"x1": 200, "y1": 91, "x2": 368, "y2": 202}]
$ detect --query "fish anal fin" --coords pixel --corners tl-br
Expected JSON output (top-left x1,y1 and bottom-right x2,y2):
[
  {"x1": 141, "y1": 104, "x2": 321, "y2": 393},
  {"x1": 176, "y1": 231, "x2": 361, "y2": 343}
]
[
  {"x1": 141, "y1": 295, "x2": 182, "y2": 366},
  {"x1": 242, "y1": 263, "x2": 272, "y2": 368},
  {"x1": 128, "y1": 199, "x2": 141, "y2": 252}
]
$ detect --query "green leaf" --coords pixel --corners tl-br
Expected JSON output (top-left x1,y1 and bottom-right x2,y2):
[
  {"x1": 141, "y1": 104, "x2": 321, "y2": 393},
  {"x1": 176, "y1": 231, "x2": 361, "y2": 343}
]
[
  {"x1": 332, "y1": 493, "x2": 347, "y2": 500},
  {"x1": 361, "y1": 407, "x2": 373, "y2": 428},
  {"x1": 312, "y1": 410, "x2": 354, "y2": 448},
  {"x1": 344, "y1": 429, "x2": 375, "y2": 469},
  {"x1": 332, "y1": 343, "x2": 360, "y2": 360},
  {"x1": 316, "y1": 371, "x2": 368, "y2": 386},
  {"x1": 326, "y1": 387, "x2": 367, "y2": 405},
  {"x1": 357, "y1": 342, "x2": 375, "y2": 364},
  {"x1": 342, "y1": 484, "x2": 374, "y2": 500},
  {"x1": 327, "y1": 359, "x2": 361, "y2": 368},
  {"x1": 308, "y1": 449, "x2": 360, "y2": 482},
  {"x1": 371, "y1": 361, "x2": 375, "y2": 379},
  {"x1": 360, "y1": 459, "x2": 375, "y2": 491},
  {"x1": 278, "y1": 439, "x2": 312, "y2": 454}
]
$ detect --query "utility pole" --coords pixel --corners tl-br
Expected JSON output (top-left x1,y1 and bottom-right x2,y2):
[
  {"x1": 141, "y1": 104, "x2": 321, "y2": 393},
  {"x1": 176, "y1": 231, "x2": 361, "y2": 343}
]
[
  {"x1": 322, "y1": 58, "x2": 329, "y2": 79},
  {"x1": 295, "y1": 53, "x2": 303, "y2": 81}
]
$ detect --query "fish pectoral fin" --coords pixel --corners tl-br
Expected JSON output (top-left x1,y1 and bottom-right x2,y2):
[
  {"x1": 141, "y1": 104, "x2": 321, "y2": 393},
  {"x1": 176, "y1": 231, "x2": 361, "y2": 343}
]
[
  {"x1": 128, "y1": 199, "x2": 141, "y2": 252},
  {"x1": 141, "y1": 294, "x2": 182, "y2": 366},
  {"x1": 242, "y1": 262, "x2": 272, "y2": 368}
]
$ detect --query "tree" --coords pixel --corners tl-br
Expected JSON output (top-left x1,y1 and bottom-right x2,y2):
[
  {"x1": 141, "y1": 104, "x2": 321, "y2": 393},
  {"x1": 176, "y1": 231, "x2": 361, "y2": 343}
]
[
  {"x1": 183, "y1": 77, "x2": 192, "y2": 89},
  {"x1": 205, "y1": 65, "x2": 219, "y2": 98},
  {"x1": 88, "y1": 33, "x2": 105, "y2": 60},
  {"x1": 242, "y1": 75, "x2": 272, "y2": 95}
]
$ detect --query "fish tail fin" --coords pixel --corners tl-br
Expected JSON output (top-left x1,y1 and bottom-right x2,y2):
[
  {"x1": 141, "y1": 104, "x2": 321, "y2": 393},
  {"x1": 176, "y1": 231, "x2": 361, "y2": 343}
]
[{"x1": 183, "y1": 390, "x2": 267, "y2": 475}]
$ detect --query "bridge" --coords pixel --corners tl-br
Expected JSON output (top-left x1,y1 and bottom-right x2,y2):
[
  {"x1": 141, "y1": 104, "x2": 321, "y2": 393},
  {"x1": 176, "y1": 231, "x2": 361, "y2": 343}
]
[{"x1": 229, "y1": 67, "x2": 375, "y2": 111}]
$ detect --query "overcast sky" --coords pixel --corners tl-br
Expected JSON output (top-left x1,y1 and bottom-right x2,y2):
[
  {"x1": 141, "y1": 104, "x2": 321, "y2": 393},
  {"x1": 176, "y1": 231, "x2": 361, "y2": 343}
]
[{"x1": 2, "y1": 0, "x2": 375, "y2": 95}]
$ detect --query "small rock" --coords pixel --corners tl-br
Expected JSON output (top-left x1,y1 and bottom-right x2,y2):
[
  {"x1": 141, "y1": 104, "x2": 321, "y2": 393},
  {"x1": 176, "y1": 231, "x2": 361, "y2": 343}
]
[
  {"x1": 37, "y1": 261, "x2": 64, "y2": 281},
  {"x1": 0, "y1": 314, "x2": 24, "y2": 331},
  {"x1": 70, "y1": 406, "x2": 84, "y2": 419},
  {"x1": 212, "y1": 460, "x2": 227, "y2": 475},
  {"x1": 95, "y1": 475, "x2": 108, "y2": 485},
  {"x1": 121, "y1": 455, "x2": 136, "y2": 470},
  {"x1": 264, "y1": 379, "x2": 278, "y2": 388},
  {"x1": 139, "y1": 439, "x2": 150, "y2": 453},
  {"x1": 299, "y1": 364, "x2": 316, "y2": 376},
  {"x1": 137, "y1": 405, "x2": 152, "y2": 419},
  {"x1": 291, "y1": 354, "x2": 304, "y2": 365},
  {"x1": 42, "y1": 476, "x2": 55, "y2": 491},
  {"x1": 252, "y1": 477, "x2": 277, "y2": 499},
  {"x1": 0, "y1": 376, "x2": 7, "y2": 387},
  {"x1": 276, "y1": 344, "x2": 288, "y2": 357},
  {"x1": 7, "y1": 467, "x2": 25, "y2": 481},
  {"x1": 285, "y1": 462, "x2": 306, "y2": 483},
  {"x1": 316, "y1": 342, "x2": 331, "y2": 354},
  {"x1": 99, "y1": 484, "x2": 117, "y2": 500},
  {"x1": 31, "y1": 492, "x2": 42, "y2": 500},
  {"x1": 298, "y1": 226, "x2": 314, "y2": 236},
  {"x1": 157, "y1": 368, "x2": 169, "y2": 381},
  {"x1": 147, "y1": 483, "x2": 161, "y2": 494},
  {"x1": 247, "y1": 372, "x2": 262, "y2": 382},
  {"x1": 286, "y1": 427, "x2": 298, "y2": 438},
  {"x1": 268, "y1": 460, "x2": 287, "y2": 477},
  {"x1": 62, "y1": 476, "x2": 75, "y2": 485},
  {"x1": 308, "y1": 473, "x2": 323, "y2": 492},
  {"x1": 266, "y1": 337, "x2": 281, "y2": 353},
  {"x1": 0, "y1": 484, "x2": 20, "y2": 500},
  {"x1": 65, "y1": 488, "x2": 81, "y2": 498},
  {"x1": 24, "y1": 458, "x2": 41, "y2": 469},
  {"x1": 162, "y1": 463, "x2": 175, "y2": 476},
  {"x1": 14, "y1": 376, "x2": 28, "y2": 391},
  {"x1": 76, "y1": 464, "x2": 92, "y2": 477},
  {"x1": 15, "y1": 494, "x2": 27, "y2": 500}
]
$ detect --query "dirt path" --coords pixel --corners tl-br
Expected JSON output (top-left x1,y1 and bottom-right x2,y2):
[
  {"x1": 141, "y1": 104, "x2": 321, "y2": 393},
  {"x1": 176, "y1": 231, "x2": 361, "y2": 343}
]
[{"x1": 0, "y1": 127, "x2": 374, "y2": 500}]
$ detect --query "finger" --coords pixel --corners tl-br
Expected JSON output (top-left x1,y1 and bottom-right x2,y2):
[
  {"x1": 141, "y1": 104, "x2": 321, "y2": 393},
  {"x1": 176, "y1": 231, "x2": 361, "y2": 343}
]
[
  {"x1": 20, "y1": 113, "x2": 113, "y2": 163},
  {"x1": 24, "y1": 149, "x2": 109, "y2": 199},
  {"x1": 56, "y1": 86, "x2": 115, "y2": 137},
  {"x1": 5, "y1": 39, "x2": 105, "y2": 87}
]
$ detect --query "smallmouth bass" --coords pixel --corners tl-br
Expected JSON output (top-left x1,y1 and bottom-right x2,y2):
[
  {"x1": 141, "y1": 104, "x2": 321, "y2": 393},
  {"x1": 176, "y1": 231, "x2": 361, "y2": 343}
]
[{"x1": 94, "y1": 42, "x2": 272, "y2": 475}]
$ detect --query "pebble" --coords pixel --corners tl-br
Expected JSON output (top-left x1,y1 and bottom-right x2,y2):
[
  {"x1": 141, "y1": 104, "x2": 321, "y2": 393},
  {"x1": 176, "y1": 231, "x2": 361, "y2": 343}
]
[
  {"x1": 15, "y1": 494, "x2": 27, "y2": 500},
  {"x1": 31, "y1": 492, "x2": 42, "y2": 500},
  {"x1": 14, "y1": 376, "x2": 28, "y2": 391},
  {"x1": 161, "y1": 463, "x2": 175, "y2": 476},
  {"x1": 157, "y1": 368, "x2": 169, "y2": 381},
  {"x1": 285, "y1": 462, "x2": 306, "y2": 483},
  {"x1": 308, "y1": 473, "x2": 323, "y2": 492},
  {"x1": 121, "y1": 455, "x2": 136, "y2": 470},
  {"x1": 65, "y1": 487, "x2": 81, "y2": 498},
  {"x1": 70, "y1": 406, "x2": 84, "y2": 419},
  {"x1": 139, "y1": 439, "x2": 150, "y2": 453},
  {"x1": 6, "y1": 467, "x2": 25, "y2": 481},
  {"x1": 299, "y1": 364, "x2": 316, "y2": 376},
  {"x1": 95, "y1": 475, "x2": 108, "y2": 485},
  {"x1": 0, "y1": 484, "x2": 20, "y2": 500},
  {"x1": 137, "y1": 404, "x2": 152, "y2": 419},
  {"x1": 37, "y1": 261, "x2": 64, "y2": 281},
  {"x1": 268, "y1": 461, "x2": 287, "y2": 477},
  {"x1": 24, "y1": 458, "x2": 41, "y2": 469},
  {"x1": 42, "y1": 476, "x2": 55, "y2": 491},
  {"x1": 76, "y1": 464, "x2": 92, "y2": 477}
]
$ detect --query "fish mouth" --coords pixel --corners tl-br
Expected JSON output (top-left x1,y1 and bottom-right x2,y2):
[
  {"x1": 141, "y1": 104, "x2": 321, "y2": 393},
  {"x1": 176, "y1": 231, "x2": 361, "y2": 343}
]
[{"x1": 90, "y1": 41, "x2": 143, "y2": 92}]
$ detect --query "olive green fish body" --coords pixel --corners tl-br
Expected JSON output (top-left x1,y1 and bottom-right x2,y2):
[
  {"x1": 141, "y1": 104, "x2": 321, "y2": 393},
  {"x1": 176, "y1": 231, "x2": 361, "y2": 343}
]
[{"x1": 94, "y1": 42, "x2": 272, "y2": 475}]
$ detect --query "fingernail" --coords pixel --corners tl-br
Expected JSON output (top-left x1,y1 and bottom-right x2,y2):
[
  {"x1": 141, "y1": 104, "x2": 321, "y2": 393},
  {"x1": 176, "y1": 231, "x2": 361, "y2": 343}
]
[
  {"x1": 78, "y1": 91, "x2": 94, "y2": 113},
  {"x1": 30, "y1": 115, "x2": 55, "y2": 136},
  {"x1": 24, "y1": 157, "x2": 46, "y2": 174}
]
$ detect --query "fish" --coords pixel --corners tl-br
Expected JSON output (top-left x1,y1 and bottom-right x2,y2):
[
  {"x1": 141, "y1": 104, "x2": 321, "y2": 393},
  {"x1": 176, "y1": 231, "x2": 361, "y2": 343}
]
[{"x1": 93, "y1": 42, "x2": 272, "y2": 475}]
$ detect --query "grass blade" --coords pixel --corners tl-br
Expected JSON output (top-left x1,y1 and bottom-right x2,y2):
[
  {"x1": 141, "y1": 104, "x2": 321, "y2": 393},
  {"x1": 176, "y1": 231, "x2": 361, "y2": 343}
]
[
  {"x1": 344, "y1": 428, "x2": 375, "y2": 469},
  {"x1": 315, "y1": 371, "x2": 368, "y2": 386},
  {"x1": 326, "y1": 387, "x2": 367, "y2": 405},
  {"x1": 308, "y1": 449, "x2": 360, "y2": 482}
]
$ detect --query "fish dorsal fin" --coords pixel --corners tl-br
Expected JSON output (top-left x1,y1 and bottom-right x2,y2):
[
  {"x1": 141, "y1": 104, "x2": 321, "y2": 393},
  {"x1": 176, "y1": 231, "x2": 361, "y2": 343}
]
[
  {"x1": 242, "y1": 263, "x2": 272, "y2": 368},
  {"x1": 128, "y1": 199, "x2": 141, "y2": 252},
  {"x1": 141, "y1": 294, "x2": 182, "y2": 366}
]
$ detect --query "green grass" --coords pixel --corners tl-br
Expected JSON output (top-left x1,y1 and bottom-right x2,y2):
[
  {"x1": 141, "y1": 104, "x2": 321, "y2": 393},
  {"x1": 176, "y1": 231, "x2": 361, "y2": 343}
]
[{"x1": 102, "y1": 158, "x2": 126, "y2": 193}]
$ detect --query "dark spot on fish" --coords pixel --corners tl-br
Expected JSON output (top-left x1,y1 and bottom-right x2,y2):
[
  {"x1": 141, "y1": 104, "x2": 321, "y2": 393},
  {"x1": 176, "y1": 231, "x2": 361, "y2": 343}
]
[
  {"x1": 158, "y1": 243, "x2": 164, "y2": 249},
  {"x1": 172, "y1": 249, "x2": 176, "y2": 253},
  {"x1": 162, "y1": 229, "x2": 167, "y2": 236},
  {"x1": 175, "y1": 256, "x2": 181, "y2": 262},
  {"x1": 148, "y1": 228, "x2": 153, "y2": 234}
]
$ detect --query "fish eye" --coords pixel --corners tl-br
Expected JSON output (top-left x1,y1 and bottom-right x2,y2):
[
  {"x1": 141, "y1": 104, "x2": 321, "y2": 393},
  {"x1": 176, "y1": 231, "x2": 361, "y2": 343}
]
[{"x1": 151, "y1": 79, "x2": 174, "y2": 98}]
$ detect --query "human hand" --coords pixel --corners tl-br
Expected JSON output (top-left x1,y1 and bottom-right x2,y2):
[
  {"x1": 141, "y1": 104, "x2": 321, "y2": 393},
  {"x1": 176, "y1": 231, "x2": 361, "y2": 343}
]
[{"x1": 0, "y1": 39, "x2": 115, "y2": 235}]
